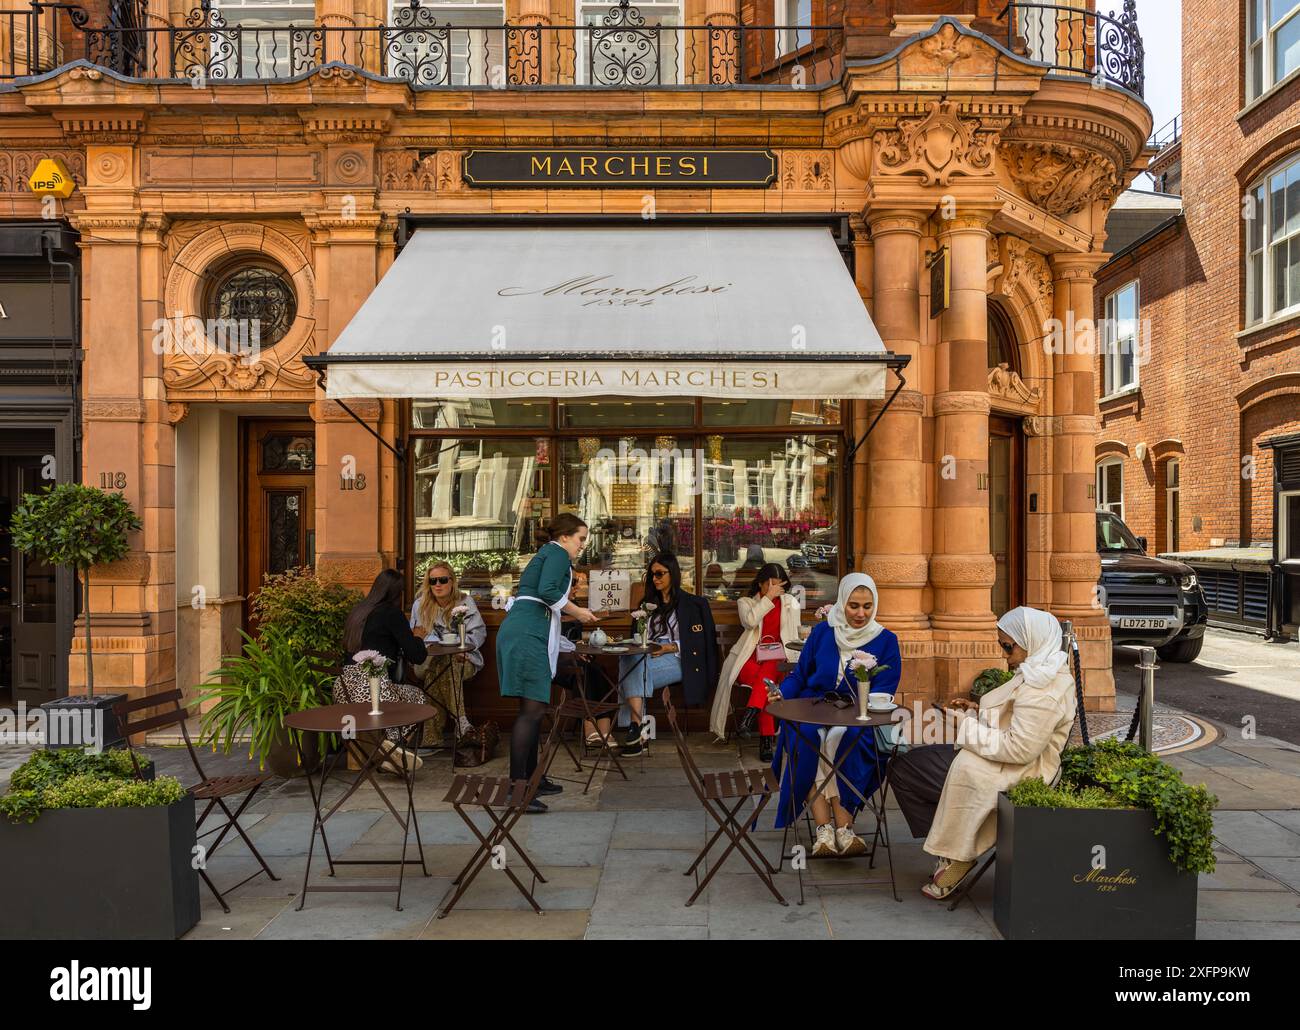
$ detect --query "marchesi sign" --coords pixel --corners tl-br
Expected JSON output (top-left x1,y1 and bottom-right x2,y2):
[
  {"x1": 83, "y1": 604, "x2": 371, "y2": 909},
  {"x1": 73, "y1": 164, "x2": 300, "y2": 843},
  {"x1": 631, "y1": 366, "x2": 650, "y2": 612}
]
[{"x1": 462, "y1": 149, "x2": 777, "y2": 188}]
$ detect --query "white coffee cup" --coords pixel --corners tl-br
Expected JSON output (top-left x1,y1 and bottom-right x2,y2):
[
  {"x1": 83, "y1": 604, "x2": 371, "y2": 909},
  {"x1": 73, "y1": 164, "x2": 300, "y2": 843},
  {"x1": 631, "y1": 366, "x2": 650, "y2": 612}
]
[
  {"x1": 867, "y1": 692, "x2": 893, "y2": 710},
  {"x1": 441, "y1": 632, "x2": 458, "y2": 645}
]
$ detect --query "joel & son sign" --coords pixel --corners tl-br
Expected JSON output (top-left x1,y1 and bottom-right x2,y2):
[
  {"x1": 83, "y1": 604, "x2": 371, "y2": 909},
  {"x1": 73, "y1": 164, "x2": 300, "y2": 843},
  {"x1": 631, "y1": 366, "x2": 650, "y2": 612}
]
[{"x1": 462, "y1": 149, "x2": 777, "y2": 188}]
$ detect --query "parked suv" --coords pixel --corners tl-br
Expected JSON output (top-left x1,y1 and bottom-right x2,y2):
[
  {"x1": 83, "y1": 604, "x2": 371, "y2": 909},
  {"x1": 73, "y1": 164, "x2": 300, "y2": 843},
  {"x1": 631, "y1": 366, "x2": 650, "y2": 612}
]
[{"x1": 1097, "y1": 510, "x2": 1208, "y2": 662}]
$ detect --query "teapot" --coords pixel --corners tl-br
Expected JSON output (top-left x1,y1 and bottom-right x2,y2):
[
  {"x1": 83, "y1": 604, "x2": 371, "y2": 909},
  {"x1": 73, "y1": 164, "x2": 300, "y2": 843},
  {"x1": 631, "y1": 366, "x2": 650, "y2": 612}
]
[{"x1": 588, "y1": 627, "x2": 609, "y2": 647}]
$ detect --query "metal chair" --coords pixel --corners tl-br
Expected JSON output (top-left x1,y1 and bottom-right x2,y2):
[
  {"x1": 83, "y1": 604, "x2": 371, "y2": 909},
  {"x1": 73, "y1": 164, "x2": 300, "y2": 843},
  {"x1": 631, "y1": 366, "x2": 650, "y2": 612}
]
[
  {"x1": 437, "y1": 696, "x2": 565, "y2": 917},
  {"x1": 661, "y1": 687, "x2": 787, "y2": 907},
  {"x1": 113, "y1": 690, "x2": 278, "y2": 913}
]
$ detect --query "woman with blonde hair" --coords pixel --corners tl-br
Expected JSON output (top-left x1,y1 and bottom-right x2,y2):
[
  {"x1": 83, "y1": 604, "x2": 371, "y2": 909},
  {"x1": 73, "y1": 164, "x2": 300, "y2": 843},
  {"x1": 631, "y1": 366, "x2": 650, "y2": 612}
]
[{"x1": 409, "y1": 559, "x2": 486, "y2": 746}]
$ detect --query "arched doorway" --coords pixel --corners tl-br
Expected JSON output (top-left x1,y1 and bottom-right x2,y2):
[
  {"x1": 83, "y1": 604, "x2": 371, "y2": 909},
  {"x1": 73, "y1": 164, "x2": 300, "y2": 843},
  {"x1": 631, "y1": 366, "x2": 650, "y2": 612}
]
[{"x1": 988, "y1": 305, "x2": 1026, "y2": 616}]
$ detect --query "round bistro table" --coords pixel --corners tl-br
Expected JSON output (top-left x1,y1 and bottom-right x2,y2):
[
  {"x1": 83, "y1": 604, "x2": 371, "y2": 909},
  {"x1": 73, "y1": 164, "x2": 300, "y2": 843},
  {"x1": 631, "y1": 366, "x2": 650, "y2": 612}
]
[
  {"x1": 285, "y1": 701, "x2": 437, "y2": 911},
  {"x1": 765, "y1": 697, "x2": 909, "y2": 904}
]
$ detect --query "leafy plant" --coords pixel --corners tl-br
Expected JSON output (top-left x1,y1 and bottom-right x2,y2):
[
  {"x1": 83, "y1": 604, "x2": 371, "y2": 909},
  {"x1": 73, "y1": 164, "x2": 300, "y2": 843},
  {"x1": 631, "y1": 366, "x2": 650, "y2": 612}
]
[
  {"x1": 197, "y1": 625, "x2": 334, "y2": 770},
  {"x1": 9, "y1": 483, "x2": 141, "y2": 698},
  {"x1": 250, "y1": 566, "x2": 358, "y2": 660},
  {"x1": 1011, "y1": 738, "x2": 1218, "y2": 875},
  {"x1": 0, "y1": 747, "x2": 182, "y2": 824},
  {"x1": 971, "y1": 667, "x2": 1014, "y2": 699}
]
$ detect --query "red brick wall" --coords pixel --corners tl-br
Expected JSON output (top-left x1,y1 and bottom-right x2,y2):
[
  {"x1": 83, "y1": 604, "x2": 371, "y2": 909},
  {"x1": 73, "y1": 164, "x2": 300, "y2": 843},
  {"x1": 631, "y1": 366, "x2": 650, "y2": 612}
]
[{"x1": 1095, "y1": 0, "x2": 1300, "y2": 552}]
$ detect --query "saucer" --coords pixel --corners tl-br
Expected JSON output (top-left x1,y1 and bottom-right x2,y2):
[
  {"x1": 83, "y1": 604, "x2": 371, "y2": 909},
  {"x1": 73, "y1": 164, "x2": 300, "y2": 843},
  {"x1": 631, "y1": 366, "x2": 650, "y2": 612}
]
[{"x1": 867, "y1": 702, "x2": 897, "y2": 713}]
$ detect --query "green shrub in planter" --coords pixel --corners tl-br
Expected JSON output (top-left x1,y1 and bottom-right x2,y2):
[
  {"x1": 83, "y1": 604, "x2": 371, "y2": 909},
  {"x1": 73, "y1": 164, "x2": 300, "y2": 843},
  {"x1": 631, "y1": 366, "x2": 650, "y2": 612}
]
[
  {"x1": 0, "y1": 747, "x2": 184, "y2": 824},
  {"x1": 197, "y1": 624, "x2": 335, "y2": 773},
  {"x1": 250, "y1": 566, "x2": 359, "y2": 662},
  {"x1": 1009, "y1": 738, "x2": 1217, "y2": 874},
  {"x1": 971, "y1": 667, "x2": 1014, "y2": 700}
]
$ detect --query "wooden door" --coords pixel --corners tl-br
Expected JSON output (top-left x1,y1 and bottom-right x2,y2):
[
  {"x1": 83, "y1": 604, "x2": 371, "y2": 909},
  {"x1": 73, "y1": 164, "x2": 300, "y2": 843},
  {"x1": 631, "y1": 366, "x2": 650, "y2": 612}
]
[
  {"x1": 243, "y1": 420, "x2": 316, "y2": 623},
  {"x1": 989, "y1": 415, "x2": 1025, "y2": 617}
]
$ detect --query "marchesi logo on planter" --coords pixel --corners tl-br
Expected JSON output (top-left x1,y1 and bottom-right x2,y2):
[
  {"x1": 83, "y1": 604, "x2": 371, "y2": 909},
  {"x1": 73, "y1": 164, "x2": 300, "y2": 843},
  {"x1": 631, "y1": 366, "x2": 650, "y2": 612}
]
[
  {"x1": 1072, "y1": 866, "x2": 1141, "y2": 893},
  {"x1": 462, "y1": 149, "x2": 777, "y2": 188}
]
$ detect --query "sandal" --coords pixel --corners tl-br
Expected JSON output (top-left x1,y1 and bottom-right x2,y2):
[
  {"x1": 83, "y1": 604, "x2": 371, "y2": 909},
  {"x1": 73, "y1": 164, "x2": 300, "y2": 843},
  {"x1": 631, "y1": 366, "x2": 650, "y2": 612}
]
[{"x1": 920, "y1": 857, "x2": 976, "y2": 900}]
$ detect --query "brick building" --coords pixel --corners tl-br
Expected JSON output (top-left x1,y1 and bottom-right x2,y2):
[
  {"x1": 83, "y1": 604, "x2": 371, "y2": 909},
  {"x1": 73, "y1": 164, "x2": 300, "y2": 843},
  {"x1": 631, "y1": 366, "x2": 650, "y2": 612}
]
[
  {"x1": 0, "y1": 1, "x2": 1153, "y2": 722},
  {"x1": 1096, "y1": 0, "x2": 1300, "y2": 639}
]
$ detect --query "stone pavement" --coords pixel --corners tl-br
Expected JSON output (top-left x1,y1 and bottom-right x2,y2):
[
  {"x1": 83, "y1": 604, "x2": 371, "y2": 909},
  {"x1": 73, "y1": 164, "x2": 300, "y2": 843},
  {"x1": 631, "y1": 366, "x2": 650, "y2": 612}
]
[{"x1": 3, "y1": 698, "x2": 1299, "y2": 939}]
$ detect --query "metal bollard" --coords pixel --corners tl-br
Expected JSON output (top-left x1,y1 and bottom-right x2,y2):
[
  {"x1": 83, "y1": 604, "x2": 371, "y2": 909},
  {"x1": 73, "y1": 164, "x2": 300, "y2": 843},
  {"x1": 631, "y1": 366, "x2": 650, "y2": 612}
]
[{"x1": 1137, "y1": 647, "x2": 1158, "y2": 752}]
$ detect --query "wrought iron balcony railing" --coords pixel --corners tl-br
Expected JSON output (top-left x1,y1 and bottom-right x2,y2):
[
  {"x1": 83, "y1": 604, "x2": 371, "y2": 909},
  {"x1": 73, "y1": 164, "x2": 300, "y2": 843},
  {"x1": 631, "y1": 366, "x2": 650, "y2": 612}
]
[
  {"x1": 1, "y1": 0, "x2": 841, "y2": 87},
  {"x1": 999, "y1": 0, "x2": 1144, "y2": 98}
]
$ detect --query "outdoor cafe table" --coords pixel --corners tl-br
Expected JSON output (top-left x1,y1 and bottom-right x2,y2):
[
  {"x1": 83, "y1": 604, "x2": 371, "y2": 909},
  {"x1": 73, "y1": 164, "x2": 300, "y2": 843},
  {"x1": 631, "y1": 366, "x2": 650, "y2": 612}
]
[
  {"x1": 284, "y1": 702, "x2": 437, "y2": 911},
  {"x1": 419, "y1": 640, "x2": 474, "y2": 765},
  {"x1": 552, "y1": 640, "x2": 657, "y2": 790},
  {"x1": 765, "y1": 697, "x2": 906, "y2": 905}
]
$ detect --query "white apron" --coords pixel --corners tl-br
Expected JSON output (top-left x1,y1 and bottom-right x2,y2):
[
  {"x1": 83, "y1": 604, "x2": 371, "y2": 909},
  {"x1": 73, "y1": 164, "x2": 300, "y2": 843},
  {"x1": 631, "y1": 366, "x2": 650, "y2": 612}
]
[{"x1": 510, "y1": 568, "x2": 572, "y2": 677}]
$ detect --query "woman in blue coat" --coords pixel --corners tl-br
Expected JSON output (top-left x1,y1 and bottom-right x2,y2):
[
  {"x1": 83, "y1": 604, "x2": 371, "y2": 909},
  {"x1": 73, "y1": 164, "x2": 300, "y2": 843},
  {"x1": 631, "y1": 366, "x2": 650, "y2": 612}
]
[{"x1": 767, "y1": 572, "x2": 901, "y2": 858}]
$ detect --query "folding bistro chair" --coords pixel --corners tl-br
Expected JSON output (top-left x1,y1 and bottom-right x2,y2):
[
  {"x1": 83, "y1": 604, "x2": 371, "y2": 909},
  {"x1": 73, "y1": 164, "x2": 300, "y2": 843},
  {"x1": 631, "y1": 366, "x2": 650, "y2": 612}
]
[
  {"x1": 113, "y1": 690, "x2": 278, "y2": 913},
  {"x1": 661, "y1": 688, "x2": 786, "y2": 907},
  {"x1": 437, "y1": 696, "x2": 565, "y2": 917}
]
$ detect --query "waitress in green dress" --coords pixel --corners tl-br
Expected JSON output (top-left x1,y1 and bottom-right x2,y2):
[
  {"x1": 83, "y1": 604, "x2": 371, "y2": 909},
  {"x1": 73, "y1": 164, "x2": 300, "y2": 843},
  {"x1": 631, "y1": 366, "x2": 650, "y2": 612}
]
[{"x1": 497, "y1": 512, "x2": 599, "y2": 806}]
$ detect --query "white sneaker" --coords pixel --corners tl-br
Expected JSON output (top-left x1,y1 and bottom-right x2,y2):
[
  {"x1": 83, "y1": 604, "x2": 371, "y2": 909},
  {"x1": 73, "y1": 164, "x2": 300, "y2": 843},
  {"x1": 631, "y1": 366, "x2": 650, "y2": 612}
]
[
  {"x1": 835, "y1": 826, "x2": 868, "y2": 858},
  {"x1": 812, "y1": 822, "x2": 838, "y2": 858}
]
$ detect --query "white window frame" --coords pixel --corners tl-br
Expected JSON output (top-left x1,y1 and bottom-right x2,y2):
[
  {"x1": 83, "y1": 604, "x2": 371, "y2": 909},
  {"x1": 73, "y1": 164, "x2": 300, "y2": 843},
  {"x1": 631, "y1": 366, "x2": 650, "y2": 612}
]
[
  {"x1": 1248, "y1": 0, "x2": 1300, "y2": 101},
  {"x1": 776, "y1": 0, "x2": 812, "y2": 57},
  {"x1": 386, "y1": 0, "x2": 505, "y2": 86},
  {"x1": 1281, "y1": 489, "x2": 1300, "y2": 564},
  {"x1": 1101, "y1": 279, "x2": 1140, "y2": 397},
  {"x1": 1246, "y1": 153, "x2": 1300, "y2": 326},
  {"x1": 210, "y1": 0, "x2": 317, "y2": 78},
  {"x1": 575, "y1": 0, "x2": 683, "y2": 85},
  {"x1": 1096, "y1": 458, "x2": 1124, "y2": 520},
  {"x1": 1166, "y1": 458, "x2": 1181, "y2": 552}
]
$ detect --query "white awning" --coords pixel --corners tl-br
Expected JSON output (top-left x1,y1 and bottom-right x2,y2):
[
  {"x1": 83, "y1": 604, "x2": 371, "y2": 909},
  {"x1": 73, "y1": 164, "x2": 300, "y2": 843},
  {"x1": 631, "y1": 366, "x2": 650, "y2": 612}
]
[{"x1": 313, "y1": 225, "x2": 898, "y2": 400}]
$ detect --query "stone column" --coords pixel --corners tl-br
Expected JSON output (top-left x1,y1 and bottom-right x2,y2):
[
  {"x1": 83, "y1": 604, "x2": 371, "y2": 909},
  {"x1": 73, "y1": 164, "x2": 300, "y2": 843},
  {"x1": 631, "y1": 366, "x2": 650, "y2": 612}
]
[
  {"x1": 863, "y1": 208, "x2": 930, "y2": 636},
  {"x1": 930, "y1": 208, "x2": 998, "y2": 697},
  {"x1": 318, "y1": 0, "x2": 358, "y2": 64},
  {"x1": 1049, "y1": 253, "x2": 1112, "y2": 709},
  {"x1": 308, "y1": 211, "x2": 390, "y2": 593}
]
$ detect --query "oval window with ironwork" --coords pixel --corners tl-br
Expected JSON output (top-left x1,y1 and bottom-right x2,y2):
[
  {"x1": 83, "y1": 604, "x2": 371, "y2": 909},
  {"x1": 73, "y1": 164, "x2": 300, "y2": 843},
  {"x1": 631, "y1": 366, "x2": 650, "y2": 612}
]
[{"x1": 205, "y1": 258, "x2": 297, "y2": 349}]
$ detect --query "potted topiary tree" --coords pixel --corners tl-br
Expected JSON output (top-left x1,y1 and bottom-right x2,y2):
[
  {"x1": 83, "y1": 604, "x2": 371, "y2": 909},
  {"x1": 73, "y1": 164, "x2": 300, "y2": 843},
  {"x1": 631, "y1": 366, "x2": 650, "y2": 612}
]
[{"x1": 9, "y1": 483, "x2": 142, "y2": 749}]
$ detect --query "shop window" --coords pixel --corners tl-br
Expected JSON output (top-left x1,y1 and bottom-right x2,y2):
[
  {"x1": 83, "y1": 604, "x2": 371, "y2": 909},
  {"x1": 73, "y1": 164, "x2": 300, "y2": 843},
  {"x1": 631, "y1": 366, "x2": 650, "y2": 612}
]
[
  {"x1": 1247, "y1": 0, "x2": 1300, "y2": 101},
  {"x1": 204, "y1": 257, "x2": 297, "y2": 349},
  {"x1": 412, "y1": 398, "x2": 549, "y2": 429},
  {"x1": 559, "y1": 397, "x2": 696, "y2": 428},
  {"x1": 1246, "y1": 155, "x2": 1300, "y2": 325},
  {"x1": 702, "y1": 398, "x2": 839, "y2": 426},
  {"x1": 700, "y1": 434, "x2": 838, "y2": 605},
  {"x1": 1101, "y1": 280, "x2": 1139, "y2": 396},
  {"x1": 385, "y1": 0, "x2": 505, "y2": 85},
  {"x1": 559, "y1": 435, "x2": 695, "y2": 589},
  {"x1": 1096, "y1": 458, "x2": 1123, "y2": 518},
  {"x1": 411, "y1": 437, "x2": 549, "y2": 603},
  {"x1": 577, "y1": 0, "x2": 682, "y2": 85}
]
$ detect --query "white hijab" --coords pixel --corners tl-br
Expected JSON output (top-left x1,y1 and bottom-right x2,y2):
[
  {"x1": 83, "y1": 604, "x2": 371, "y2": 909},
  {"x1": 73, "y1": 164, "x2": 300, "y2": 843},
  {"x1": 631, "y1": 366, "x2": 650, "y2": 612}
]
[
  {"x1": 827, "y1": 572, "x2": 884, "y2": 650},
  {"x1": 997, "y1": 607, "x2": 1069, "y2": 689}
]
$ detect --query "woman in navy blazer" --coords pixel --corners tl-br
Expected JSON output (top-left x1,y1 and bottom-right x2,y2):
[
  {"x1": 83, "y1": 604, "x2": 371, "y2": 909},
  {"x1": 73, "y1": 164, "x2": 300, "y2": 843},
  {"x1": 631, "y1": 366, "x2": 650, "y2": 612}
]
[{"x1": 768, "y1": 573, "x2": 901, "y2": 858}]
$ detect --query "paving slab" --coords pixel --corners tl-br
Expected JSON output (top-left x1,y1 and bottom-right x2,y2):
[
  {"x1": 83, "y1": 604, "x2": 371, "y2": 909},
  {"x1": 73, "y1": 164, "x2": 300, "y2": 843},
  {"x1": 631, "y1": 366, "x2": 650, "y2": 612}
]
[
  {"x1": 588, "y1": 848, "x2": 709, "y2": 927},
  {"x1": 1213, "y1": 811, "x2": 1300, "y2": 857},
  {"x1": 1251, "y1": 857, "x2": 1300, "y2": 891},
  {"x1": 1195, "y1": 920, "x2": 1300, "y2": 940},
  {"x1": 1195, "y1": 889, "x2": 1300, "y2": 922},
  {"x1": 421, "y1": 909, "x2": 590, "y2": 939},
  {"x1": 256, "y1": 875, "x2": 454, "y2": 939}
]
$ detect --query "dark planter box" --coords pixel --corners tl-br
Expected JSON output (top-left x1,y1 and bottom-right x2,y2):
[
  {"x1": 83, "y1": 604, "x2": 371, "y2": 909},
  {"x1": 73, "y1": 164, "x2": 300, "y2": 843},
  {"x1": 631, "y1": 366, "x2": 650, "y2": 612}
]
[
  {"x1": 994, "y1": 793, "x2": 1198, "y2": 940},
  {"x1": 0, "y1": 797, "x2": 200, "y2": 940},
  {"x1": 40, "y1": 694, "x2": 127, "y2": 750}
]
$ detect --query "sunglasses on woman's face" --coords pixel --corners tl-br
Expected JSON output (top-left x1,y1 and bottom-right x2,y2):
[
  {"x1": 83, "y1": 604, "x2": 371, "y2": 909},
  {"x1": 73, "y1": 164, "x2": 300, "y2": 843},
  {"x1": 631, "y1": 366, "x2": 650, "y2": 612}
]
[
  {"x1": 814, "y1": 690, "x2": 855, "y2": 709},
  {"x1": 998, "y1": 639, "x2": 1015, "y2": 654},
  {"x1": 651, "y1": 569, "x2": 669, "y2": 580},
  {"x1": 428, "y1": 576, "x2": 451, "y2": 586}
]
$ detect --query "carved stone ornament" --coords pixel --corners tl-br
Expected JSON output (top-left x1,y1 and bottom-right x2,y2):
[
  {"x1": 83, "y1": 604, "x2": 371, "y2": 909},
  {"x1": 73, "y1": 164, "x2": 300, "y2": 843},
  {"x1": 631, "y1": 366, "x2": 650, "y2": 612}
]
[
  {"x1": 918, "y1": 22, "x2": 977, "y2": 71},
  {"x1": 781, "y1": 151, "x2": 834, "y2": 192},
  {"x1": 875, "y1": 101, "x2": 998, "y2": 187},
  {"x1": 999, "y1": 142, "x2": 1121, "y2": 216},
  {"x1": 988, "y1": 362, "x2": 1041, "y2": 406},
  {"x1": 994, "y1": 235, "x2": 1031, "y2": 297},
  {"x1": 380, "y1": 150, "x2": 450, "y2": 191}
]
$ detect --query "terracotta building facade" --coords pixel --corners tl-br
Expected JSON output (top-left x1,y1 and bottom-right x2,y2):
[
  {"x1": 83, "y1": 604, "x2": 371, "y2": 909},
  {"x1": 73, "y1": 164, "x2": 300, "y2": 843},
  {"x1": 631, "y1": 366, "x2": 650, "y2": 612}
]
[
  {"x1": 0, "y1": 2, "x2": 1152, "y2": 721},
  {"x1": 1095, "y1": 0, "x2": 1300, "y2": 638}
]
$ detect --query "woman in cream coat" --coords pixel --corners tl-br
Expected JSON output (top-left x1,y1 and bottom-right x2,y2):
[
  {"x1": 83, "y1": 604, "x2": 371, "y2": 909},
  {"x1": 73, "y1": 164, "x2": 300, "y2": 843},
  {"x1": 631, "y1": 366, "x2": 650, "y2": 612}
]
[
  {"x1": 889, "y1": 606, "x2": 1077, "y2": 900},
  {"x1": 708, "y1": 562, "x2": 802, "y2": 753}
]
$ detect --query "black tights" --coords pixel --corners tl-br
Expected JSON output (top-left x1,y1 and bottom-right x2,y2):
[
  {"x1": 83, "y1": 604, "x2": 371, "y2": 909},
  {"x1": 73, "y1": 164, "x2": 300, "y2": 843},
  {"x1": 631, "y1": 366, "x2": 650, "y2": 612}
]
[{"x1": 510, "y1": 697, "x2": 548, "y2": 783}]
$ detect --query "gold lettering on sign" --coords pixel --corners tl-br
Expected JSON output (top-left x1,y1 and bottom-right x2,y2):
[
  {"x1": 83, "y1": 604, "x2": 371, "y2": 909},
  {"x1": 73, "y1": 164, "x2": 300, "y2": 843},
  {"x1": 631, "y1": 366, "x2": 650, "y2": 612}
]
[
  {"x1": 531, "y1": 156, "x2": 551, "y2": 175},
  {"x1": 1072, "y1": 867, "x2": 1139, "y2": 893},
  {"x1": 557, "y1": 158, "x2": 576, "y2": 175},
  {"x1": 679, "y1": 157, "x2": 696, "y2": 175},
  {"x1": 580, "y1": 156, "x2": 597, "y2": 176},
  {"x1": 605, "y1": 156, "x2": 625, "y2": 175}
]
